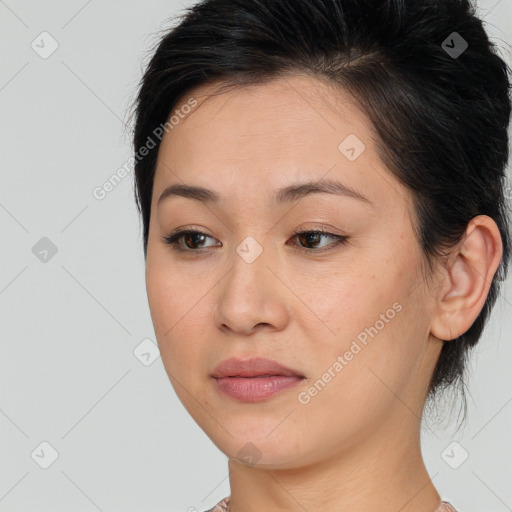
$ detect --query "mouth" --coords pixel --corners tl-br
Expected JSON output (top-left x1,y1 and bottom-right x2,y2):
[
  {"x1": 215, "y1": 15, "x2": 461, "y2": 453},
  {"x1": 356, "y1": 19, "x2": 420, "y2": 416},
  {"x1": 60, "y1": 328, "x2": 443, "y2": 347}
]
[
  {"x1": 210, "y1": 356, "x2": 305, "y2": 402},
  {"x1": 211, "y1": 356, "x2": 305, "y2": 379},
  {"x1": 212, "y1": 374, "x2": 305, "y2": 402},
  {"x1": 224, "y1": 374, "x2": 288, "y2": 378}
]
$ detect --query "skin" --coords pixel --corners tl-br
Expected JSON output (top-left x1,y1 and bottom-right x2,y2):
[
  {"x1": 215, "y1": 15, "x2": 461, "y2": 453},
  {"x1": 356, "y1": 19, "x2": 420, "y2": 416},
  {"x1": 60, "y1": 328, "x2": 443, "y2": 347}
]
[{"x1": 145, "y1": 73, "x2": 503, "y2": 512}]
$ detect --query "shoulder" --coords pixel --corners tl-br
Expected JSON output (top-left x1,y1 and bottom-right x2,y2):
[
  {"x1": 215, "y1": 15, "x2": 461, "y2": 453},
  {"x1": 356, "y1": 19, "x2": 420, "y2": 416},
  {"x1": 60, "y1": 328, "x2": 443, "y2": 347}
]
[
  {"x1": 200, "y1": 497, "x2": 458, "y2": 512},
  {"x1": 437, "y1": 501, "x2": 459, "y2": 512},
  {"x1": 202, "y1": 497, "x2": 229, "y2": 512},
  {"x1": 202, "y1": 496, "x2": 230, "y2": 512}
]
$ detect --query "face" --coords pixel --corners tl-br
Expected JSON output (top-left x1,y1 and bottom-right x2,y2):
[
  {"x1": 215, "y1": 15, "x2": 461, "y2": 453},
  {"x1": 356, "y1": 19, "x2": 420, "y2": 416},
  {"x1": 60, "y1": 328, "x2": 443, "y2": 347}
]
[{"x1": 145, "y1": 74, "x2": 443, "y2": 468}]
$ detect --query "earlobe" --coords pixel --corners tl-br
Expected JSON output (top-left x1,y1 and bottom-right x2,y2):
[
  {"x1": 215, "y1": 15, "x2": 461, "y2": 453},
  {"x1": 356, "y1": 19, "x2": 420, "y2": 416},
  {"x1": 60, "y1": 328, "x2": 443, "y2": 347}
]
[{"x1": 430, "y1": 215, "x2": 503, "y2": 341}]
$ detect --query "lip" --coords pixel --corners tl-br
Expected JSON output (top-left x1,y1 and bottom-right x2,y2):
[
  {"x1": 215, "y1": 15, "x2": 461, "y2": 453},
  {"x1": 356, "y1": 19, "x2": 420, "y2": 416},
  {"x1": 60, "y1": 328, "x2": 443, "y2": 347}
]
[
  {"x1": 214, "y1": 375, "x2": 304, "y2": 402},
  {"x1": 211, "y1": 357, "x2": 305, "y2": 402},
  {"x1": 211, "y1": 356, "x2": 304, "y2": 378}
]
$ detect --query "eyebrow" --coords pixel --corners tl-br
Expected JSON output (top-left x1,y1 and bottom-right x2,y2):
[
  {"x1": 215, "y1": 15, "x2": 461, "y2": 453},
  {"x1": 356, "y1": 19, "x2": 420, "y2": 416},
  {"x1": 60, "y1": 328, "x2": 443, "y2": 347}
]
[{"x1": 157, "y1": 178, "x2": 372, "y2": 207}]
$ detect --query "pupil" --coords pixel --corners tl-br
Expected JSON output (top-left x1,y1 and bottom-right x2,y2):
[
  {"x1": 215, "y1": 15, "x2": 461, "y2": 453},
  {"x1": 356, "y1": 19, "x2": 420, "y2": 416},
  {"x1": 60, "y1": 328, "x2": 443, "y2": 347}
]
[
  {"x1": 186, "y1": 233, "x2": 204, "y2": 248},
  {"x1": 302, "y1": 232, "x2": 319, "y2": 247}
]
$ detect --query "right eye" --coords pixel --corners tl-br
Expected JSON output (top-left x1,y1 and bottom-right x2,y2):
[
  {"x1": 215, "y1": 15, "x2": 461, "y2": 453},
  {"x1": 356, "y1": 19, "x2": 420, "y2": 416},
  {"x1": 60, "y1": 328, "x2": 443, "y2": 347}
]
[{"x1": 162, "y1": 230, "x2": 219, "y2": 253}]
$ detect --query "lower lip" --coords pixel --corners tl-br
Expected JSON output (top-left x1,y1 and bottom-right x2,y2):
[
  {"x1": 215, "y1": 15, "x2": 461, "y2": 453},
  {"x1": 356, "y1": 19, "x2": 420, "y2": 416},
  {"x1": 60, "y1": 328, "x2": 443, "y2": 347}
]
[{"x1": 213, "y1": 375, "x2": 304, "y2": 402}]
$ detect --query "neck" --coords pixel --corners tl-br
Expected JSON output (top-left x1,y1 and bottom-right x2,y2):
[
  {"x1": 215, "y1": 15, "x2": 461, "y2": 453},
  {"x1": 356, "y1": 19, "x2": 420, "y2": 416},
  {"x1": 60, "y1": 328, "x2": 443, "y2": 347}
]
[{"x1": 226, "y1": 414, "x2": 441, "y2": 512}]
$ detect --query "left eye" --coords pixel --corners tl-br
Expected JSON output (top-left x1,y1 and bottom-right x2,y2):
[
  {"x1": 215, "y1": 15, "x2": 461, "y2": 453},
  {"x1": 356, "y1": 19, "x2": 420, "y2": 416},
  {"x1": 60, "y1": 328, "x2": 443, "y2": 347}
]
[
  {"x1": 292, "y1": 230, "x2": 349, "y2": 251},
  {"x1": 162, "y1": 229, "x2": 349, "y2": 253}
]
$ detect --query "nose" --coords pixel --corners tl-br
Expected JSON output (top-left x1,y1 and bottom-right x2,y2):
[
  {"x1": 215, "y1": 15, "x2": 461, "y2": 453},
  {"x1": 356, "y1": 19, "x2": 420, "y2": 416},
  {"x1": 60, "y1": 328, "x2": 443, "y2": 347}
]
[{"x1": 212, "y1": 238, "x2": 290, "y2": 336}]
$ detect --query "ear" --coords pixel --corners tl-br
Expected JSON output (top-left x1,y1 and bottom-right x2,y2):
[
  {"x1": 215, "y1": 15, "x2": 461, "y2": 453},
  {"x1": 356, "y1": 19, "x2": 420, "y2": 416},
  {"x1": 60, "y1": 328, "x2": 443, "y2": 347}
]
[{"x1": 430, "y1": 215, "x2": 503, "y2": 341}]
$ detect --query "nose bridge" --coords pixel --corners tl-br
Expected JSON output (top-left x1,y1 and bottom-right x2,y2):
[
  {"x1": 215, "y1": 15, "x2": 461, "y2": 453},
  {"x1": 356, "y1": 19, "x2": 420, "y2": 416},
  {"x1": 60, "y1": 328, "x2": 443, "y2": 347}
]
[
  {"x1": 228, "y1": 233, "x2": 272, "y2": 295},
  {"x1": 213, "y1": 232, "x2": 285, "y2": 332}
]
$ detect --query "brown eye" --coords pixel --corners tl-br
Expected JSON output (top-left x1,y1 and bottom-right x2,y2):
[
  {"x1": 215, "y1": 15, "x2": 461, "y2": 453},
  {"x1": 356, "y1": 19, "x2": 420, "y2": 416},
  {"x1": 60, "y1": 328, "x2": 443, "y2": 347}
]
[
  {"x1": 163, "y1": 230, "x2": 219, "y2": 252},
  {"x1": 182, "y1": 232, "x2": 208, "y2": 249},
  {"x1": 291, "y1": 230, "x2": 349, "y2": 253},
  {"x1": 162, "y1": 229, "x2": 349, "y2": 255}
]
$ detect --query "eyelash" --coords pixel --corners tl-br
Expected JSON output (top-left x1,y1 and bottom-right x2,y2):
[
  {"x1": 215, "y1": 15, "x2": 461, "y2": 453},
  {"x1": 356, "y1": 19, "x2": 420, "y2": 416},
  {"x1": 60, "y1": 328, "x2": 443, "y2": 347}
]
[{"x1": 162, "y1": 229, "x2": 349, "y2": 255}]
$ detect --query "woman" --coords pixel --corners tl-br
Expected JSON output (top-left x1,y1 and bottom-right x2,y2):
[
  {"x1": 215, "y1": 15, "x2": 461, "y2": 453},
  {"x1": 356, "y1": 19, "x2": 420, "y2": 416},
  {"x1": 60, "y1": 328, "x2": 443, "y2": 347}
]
[{"x1": 130, "y1": 0, "x2": 511, "y2": 511}]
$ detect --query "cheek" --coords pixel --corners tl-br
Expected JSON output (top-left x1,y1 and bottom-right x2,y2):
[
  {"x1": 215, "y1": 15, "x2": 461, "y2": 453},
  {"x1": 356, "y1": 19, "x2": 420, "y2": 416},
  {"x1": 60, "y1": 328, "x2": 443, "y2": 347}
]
[
  {"x1": 145, "y1": 266, "x2": 174, "y2": 336},
  {"x1": 299, "y1": 250, "x2": 423, "y2": 397},
  {"x1": 295, "y1": 308, "x2": 421, "y2": 453},
  {"x1": 146, "y1": 260, "x2": 184, "y2": 358},
  {"x1": 293, "y1": 260, "x2": 394, "y2": 343},
  {"x1": 145, "y1": 256, "x2": 211, "y2": 378},
  {"x1": 146, "y1": 245, "x2": 195, "y2": 332}
]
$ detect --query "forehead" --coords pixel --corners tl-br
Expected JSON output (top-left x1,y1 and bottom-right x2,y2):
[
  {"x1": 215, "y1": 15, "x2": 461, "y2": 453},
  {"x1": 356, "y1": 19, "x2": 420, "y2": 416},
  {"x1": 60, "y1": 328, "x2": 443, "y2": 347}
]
[
  {"x1": 153, "y1": 74, "x2": 406, "y2": 212},
  {"x1": 158, "y1": 73, "x2": 371, "y2": 159}
]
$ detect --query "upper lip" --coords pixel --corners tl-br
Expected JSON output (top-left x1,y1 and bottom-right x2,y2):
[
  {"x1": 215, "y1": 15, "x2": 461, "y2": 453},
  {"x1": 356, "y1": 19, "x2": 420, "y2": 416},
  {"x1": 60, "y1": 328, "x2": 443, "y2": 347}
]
[{"x1": 211, "y1": 357, "x2": 304, "y2": 378}]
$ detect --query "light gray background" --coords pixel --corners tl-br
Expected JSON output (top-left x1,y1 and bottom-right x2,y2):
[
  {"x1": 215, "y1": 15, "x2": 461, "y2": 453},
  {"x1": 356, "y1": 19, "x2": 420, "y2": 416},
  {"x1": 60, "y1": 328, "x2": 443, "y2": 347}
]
[{"x1": 1, "y1": 1, "x2": 511, "y2": 511}]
